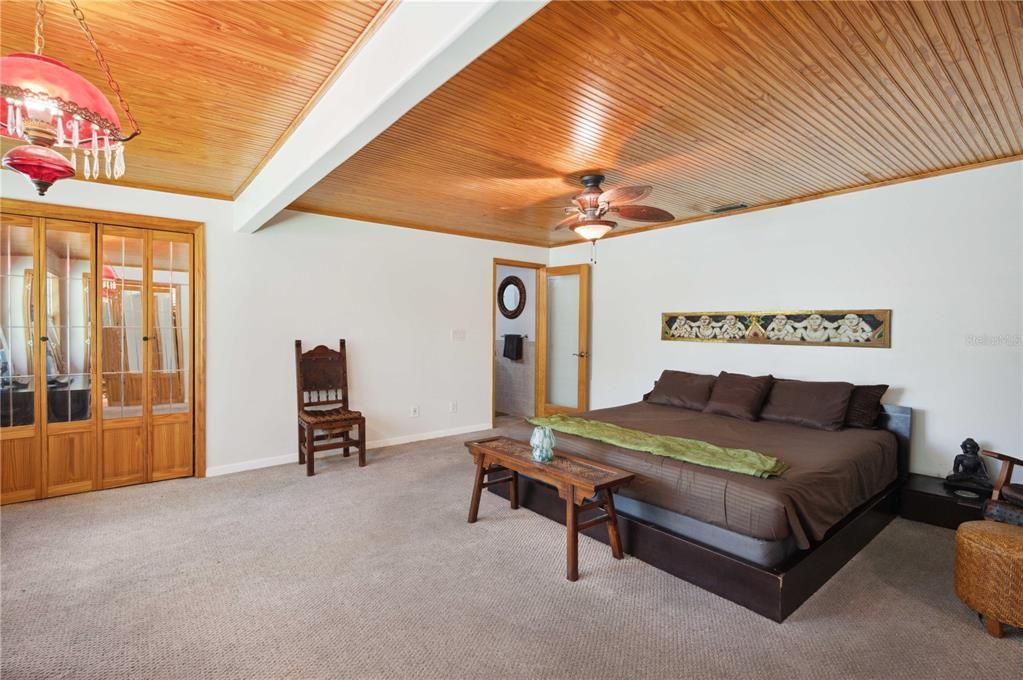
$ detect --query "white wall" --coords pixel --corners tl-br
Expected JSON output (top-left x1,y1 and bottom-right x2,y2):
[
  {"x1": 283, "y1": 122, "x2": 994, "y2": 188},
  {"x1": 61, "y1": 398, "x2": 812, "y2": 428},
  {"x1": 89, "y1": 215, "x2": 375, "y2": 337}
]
[
  {"x1": 2, "y1": 178, "x2": 546, "y2": 474},
  {"x1": 550, "y1": 162, "x2": 1023, "y2": 477}
]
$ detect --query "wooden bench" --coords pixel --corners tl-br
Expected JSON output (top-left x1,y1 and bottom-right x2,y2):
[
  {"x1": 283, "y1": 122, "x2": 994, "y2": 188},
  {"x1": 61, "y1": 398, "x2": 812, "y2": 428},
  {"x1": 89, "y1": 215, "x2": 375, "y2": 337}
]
[{"x1": 465, "y1": 436, "x2": 635, "y2": 581}]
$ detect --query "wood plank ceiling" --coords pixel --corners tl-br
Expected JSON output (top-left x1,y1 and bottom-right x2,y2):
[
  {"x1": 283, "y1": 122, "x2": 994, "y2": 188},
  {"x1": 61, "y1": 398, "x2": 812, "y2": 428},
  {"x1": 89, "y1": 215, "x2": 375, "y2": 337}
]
[
  {"x1": 292, "y1": 0, "x2": 1023, "y2": 247},
  {"x1": 0, "y1": 0, "x2": 390, "y2": 199}
]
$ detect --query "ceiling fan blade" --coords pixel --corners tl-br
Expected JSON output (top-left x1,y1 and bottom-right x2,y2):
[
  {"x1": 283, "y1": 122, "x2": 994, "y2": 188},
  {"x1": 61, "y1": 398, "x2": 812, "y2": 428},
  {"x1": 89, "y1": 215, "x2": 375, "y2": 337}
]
[
  {"x1": 498, "y1": 205, "x2": 574, "y2": 212},
  {"x1": 612, "y1": 205, "x2": 675, "y2": 222},
  {"x1": 554, "y1": 213, "x2": 581, "y2": 230},
  {"x1": 599, "y1": 184, "x2": 651, "y2": 205}
]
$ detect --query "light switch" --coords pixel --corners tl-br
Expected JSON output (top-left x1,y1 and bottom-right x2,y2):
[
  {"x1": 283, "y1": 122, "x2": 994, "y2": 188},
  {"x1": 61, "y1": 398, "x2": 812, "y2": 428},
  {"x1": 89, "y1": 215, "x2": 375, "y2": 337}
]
[{"x1": 451, "y1": 329, "x2": 467, "y2": 342}]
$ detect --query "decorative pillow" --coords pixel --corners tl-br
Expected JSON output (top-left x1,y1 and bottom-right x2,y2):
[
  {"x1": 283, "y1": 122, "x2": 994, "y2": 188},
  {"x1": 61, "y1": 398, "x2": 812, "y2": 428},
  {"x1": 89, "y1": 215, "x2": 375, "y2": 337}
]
[
  {"x1": 646, "y1": 370, "x2": 717, "y2": 411},
  {"x1": 702, "y1": 372, "x2": 774, "y2": 421},
  {"x1": 760, "y1": 379, "x2": 855, "y2": 431},
  {"x1": 844, "y1": 384, "x2": 889, "y2": 429}
]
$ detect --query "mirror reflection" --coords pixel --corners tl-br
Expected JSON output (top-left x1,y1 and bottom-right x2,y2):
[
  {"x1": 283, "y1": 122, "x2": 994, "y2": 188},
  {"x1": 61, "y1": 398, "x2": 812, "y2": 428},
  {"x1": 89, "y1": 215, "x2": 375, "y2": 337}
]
[
  {"x1": 101, "y1": 233, "x2": 146, "y2": 419},
  {"x1": 1, "y1": 219, "x2": 36, "y2": 427},
  {"x1": 502, "y1": 285, "x2": 520, "y2": 311},
  {"x1": 151, "y1": 238, "x2": 189, "y2": 414},
  {"x1": 44, "y1": 228, "x2": 93, "y2": 423}
]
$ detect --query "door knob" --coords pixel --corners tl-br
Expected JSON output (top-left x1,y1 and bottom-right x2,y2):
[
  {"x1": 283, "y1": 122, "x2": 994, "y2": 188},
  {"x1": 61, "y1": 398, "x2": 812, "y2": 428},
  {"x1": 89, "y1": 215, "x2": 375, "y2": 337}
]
[
  {"x1": 40, "y1": 336, "x2": 48, "y2": 342},
  {"x1": 572, "y1": 352, "x2": 588, "y2": 358}
]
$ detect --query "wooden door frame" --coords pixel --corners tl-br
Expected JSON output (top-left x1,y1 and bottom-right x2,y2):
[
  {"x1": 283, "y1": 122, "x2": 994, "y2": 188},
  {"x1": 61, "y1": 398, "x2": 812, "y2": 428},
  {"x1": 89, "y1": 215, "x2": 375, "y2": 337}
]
[
  {"x1": 491, "y1": 258, "x2": 545, "y2": 428},
  {"x1": 1, "y1": 198, "x2": 208, "y2": 478},
  {"x1": 537, "y1": 264, "x2": 590, "y2": 417}
]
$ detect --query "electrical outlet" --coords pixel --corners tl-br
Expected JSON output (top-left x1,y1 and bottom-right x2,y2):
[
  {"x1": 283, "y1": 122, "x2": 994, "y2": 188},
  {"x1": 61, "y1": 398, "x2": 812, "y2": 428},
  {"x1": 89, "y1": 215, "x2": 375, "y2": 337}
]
[
  {"x1": 449, "y1": 400, "x2": 458, "y2": 414},
  {"x1": 409, "y1": 406, "x2": 420, "y2": 418}
]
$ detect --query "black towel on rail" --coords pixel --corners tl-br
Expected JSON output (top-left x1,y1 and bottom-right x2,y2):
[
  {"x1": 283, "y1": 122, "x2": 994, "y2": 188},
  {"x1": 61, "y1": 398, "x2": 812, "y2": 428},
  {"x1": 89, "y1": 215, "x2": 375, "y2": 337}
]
[{"x1": 503, "y1": 334, "x2": 524, "y2": 361}]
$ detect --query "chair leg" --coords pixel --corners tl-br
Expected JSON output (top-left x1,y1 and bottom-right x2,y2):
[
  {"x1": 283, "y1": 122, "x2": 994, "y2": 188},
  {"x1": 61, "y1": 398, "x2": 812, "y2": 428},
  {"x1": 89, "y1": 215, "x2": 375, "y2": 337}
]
[
  {"x1": 342, "y1": 431, "x2": 351, "y2": 458},
  {"x1": 298, "y1": 423, "x2": 305, "y2": 464},
  {"x1": 306, "y1": 425, "x2": 316, "y2": 476},
  {"x1": 357, "y1": 419, "x2": 367, "y2": 467}
]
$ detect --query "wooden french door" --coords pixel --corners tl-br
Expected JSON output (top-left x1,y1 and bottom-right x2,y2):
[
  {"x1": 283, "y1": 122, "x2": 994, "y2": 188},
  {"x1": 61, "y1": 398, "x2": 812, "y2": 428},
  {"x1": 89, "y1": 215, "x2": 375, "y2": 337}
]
[
  {"x1": 0, "y1": 212, "x2": 195, "y2": 505},
  {"x1": 2, "y1": 215, "x2": 101, "y2": 500},
  {"x1": 1, "y1": 213, "x2": 46, "y2": 503},
  {"x1": 537, "y1": 264, "x2": 590, "y2": 416},
  {"x1": 99, "y1": 226, "x2": 193, "y2": 487}
]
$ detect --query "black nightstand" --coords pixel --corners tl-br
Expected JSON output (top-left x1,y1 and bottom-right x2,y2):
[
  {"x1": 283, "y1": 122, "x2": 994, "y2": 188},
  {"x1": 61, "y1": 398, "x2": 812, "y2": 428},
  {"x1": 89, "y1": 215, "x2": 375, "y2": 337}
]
[{"x1": 900, "y1": 473, "x2": 986, "y2": 529}]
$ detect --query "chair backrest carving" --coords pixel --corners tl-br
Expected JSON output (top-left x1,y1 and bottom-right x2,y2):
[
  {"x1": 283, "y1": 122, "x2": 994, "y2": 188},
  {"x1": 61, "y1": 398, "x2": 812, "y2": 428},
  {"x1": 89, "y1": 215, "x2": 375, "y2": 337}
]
[{"x1": 295, "y1": 339, "x2": 349, "y2": 411}]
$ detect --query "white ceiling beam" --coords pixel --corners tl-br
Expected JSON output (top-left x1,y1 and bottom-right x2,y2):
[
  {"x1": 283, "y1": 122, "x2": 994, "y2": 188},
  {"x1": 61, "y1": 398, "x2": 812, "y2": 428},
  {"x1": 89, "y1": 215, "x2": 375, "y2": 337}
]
[{"x1": 232, "y1": 0, "x2": 548, "y2": 234}]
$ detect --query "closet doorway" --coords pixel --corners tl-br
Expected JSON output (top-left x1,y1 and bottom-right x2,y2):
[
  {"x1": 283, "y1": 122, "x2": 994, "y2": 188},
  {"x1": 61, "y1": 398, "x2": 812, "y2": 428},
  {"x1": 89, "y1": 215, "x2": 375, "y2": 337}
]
[{"x1": 0, "y1": 200, "x2": 205, "y2": 505}]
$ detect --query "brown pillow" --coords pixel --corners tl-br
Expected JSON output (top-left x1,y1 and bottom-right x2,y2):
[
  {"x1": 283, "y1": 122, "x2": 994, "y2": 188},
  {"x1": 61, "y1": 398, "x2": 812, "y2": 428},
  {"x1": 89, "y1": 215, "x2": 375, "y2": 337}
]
[
  {"x1": 702, "y1": 372, "x2": 774, "y2": 421},
  {"x1": 646, "y1": 370, "x2": 717, "y2": 410},
  {"x1": 845, "y1": 384, "x2": 889, "y2": 429},
  {"x1": 761, "y1": 379, "x2": 854, "y2": 431}
]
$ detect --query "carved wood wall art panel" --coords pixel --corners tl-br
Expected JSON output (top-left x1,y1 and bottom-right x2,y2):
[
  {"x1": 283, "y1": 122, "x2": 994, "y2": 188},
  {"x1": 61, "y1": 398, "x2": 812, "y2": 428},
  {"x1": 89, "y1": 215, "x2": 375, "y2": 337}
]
[{"x1": 661, "y1": 310, "x2": 891, "y2": 348}]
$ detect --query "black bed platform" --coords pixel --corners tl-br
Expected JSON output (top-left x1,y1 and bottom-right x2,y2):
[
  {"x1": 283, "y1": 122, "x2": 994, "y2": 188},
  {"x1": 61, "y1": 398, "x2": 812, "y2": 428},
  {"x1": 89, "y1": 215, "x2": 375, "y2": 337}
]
[{"x1": 487, "y1": 404, "x2": 912, "y2": 622}]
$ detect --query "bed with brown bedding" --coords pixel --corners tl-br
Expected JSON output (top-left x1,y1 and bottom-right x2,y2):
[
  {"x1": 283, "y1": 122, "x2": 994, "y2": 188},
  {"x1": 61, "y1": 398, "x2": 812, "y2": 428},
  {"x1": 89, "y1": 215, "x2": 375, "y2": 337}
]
[
  {"x1": 500, "y1": 400, "x2": 899, "y2": 552},
  {"x1": 486, "y1": 373, "x2": 911, "y2": 621}
]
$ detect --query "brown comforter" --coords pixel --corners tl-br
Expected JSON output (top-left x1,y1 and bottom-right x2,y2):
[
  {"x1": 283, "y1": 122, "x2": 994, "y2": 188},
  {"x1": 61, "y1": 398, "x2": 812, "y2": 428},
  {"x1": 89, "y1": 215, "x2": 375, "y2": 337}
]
[{"x1": 501, "y1": 402, "x2": 897, "y2": 549}]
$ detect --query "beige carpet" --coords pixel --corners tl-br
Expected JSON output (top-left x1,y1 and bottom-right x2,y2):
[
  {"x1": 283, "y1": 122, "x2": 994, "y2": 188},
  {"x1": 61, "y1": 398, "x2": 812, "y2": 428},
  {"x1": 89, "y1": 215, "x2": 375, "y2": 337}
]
[{"x1": 2, "y1": 426, "x2": 1020, "y2": 680}]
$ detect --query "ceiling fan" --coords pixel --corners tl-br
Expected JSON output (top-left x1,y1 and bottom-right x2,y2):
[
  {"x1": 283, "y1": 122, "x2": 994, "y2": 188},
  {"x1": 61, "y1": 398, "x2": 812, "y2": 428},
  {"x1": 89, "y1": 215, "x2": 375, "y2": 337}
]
[{"x1": 554, "y1": 174, "x2": 675, "y2": 241}]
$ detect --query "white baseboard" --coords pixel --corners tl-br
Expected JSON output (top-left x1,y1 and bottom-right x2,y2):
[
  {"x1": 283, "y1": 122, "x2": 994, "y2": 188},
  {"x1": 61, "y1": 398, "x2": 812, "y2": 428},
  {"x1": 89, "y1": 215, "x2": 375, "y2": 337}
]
[
  {"x1": 366, "y1": 422, "x2": 492, "y2": 449},
  {"x1": 205, "y1": 454, "x2": 297, "y2": 477},
  {"x1": 204, "y1": 422, "x2": 493, "y2": 478}
]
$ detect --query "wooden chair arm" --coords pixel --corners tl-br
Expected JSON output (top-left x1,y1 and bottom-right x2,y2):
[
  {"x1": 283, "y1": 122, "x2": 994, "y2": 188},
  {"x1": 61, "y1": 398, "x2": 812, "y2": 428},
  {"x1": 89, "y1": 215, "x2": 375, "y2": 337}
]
[
  {"x1": 982, "y1": 450, "x2": 1023, "y2": 466},
  {"x1": 983, "y1": 450, "x2": 1019, "y2": 501}
]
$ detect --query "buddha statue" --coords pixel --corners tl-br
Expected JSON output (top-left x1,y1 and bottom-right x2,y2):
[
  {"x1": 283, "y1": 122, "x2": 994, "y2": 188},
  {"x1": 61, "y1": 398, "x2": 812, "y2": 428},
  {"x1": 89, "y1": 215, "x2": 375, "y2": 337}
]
[{"x1": 944, "y1": 438, "x2": 993, "y2": 494}]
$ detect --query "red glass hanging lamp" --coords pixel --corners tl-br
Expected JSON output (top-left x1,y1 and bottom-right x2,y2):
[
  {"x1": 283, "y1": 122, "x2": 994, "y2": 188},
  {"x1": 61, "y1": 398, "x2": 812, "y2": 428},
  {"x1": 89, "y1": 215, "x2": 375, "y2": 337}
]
[{"x1": 1, "y1": 0, "x2": 140, "y2": 195}]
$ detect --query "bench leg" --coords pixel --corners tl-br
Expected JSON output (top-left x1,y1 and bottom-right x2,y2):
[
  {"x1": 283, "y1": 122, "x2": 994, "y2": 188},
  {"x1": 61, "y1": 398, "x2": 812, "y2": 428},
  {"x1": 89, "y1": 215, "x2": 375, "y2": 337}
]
[
  {"x1": 603, "y1": 489, "x2": 624, "y2": 559},
  {"x1": 467, "y1": 458, "x2": 486, "y2": 523},
  {"x1": 566, "y1": 486, "x2": 578, "y2": 582},
  {"x1": 510, "y1": 471, "x2": 519, "y2": 510},
  {"x1": 305, "y1": 425, "x2": 316, "y2": 477}
]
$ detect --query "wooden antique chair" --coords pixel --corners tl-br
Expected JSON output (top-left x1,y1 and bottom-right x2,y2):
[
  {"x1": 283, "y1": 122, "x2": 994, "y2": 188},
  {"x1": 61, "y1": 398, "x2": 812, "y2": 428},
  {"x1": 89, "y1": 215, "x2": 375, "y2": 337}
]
[
  {"x1": 954, "y1": 450, "x2": 1023, "y2": 638},
  {"x1": 295, "y1": 339, "x2": 366, "y2": 476}
]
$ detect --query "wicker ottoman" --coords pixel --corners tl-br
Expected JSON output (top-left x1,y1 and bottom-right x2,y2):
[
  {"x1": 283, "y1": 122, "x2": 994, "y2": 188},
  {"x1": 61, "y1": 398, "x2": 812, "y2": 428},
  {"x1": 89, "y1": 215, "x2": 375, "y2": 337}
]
[{"x1": 954, "y1": 520, "x2": 1023, "y2": 637}]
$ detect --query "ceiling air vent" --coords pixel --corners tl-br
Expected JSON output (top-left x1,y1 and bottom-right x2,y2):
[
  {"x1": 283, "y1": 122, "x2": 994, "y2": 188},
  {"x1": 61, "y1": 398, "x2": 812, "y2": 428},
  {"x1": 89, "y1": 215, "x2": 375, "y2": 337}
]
[{"x1": 708, "y1": 202, "x2": 749, "y2": 214}]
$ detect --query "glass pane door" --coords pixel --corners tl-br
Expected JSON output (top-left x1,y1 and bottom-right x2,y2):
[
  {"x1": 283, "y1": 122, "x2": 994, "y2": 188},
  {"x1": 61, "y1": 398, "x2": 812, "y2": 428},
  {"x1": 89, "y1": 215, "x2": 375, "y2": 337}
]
[
  {"x1": 541, "y1": 264, "x2": 590, "y2": 415},
  {"x1": 1, "y1": 215, "x2": 37, "y2": 428},
  {"x1": 546, "y1": 273, "x2": 580, "y2": 408},
  {"x1": 149, "y1": 232, "x2": 193, "y2": 481},
  {"x1": 101, "y1": 231, "x2": 145, "y2": 420},
  {"x1": 44, "y1": 224, "x2": 93, "y2": 423},
  {"x1": 150, "y1": 236, "x2": 190, "y2": 415}
]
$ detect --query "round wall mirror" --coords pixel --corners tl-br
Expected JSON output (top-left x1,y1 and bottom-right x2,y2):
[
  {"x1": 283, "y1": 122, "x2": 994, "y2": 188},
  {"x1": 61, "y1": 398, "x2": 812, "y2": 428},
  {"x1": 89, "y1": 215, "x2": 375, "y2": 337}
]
[{"x1": 498, "y1": 276, "x2": 526, "y2": 319}]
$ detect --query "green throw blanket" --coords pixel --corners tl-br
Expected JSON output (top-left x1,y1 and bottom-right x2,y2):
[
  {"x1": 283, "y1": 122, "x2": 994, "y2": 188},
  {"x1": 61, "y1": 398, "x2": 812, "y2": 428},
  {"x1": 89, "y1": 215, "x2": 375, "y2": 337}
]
[{"x1": 527, "y1": 414, "x2": 788, "y2": 479}]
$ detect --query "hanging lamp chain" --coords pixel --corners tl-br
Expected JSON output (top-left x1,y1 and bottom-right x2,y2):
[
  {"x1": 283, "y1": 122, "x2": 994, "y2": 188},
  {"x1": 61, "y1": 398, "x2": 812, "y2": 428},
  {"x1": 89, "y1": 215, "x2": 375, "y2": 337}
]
[
  {"x1": 34, "y1": 0, "x2": 46, "y2": 55},
  {"x1": 68, "y1": 0, "x2": 141, "y2": 140}
]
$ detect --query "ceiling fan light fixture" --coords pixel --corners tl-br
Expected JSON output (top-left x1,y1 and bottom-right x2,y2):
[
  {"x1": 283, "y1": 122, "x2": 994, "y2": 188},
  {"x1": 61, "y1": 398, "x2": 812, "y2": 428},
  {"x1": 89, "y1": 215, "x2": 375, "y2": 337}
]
[{"x1": 572, "y1": 219, "x2": 616, "y2": 241}]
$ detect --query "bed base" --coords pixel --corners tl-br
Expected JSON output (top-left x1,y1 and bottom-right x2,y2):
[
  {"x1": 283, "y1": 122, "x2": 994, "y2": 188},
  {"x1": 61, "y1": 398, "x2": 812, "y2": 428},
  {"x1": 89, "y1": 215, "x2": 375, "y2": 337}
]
[{"x1": 487, "y1": 477, "x2": 900, "y2": 622}]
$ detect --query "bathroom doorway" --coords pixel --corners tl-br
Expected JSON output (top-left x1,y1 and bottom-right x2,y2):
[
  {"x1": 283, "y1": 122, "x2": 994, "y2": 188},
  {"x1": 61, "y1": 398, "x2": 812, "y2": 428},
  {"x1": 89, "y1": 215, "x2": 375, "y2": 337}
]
[{"x1": 491, "y1": 259, "x2": 543, "y2": 426}]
